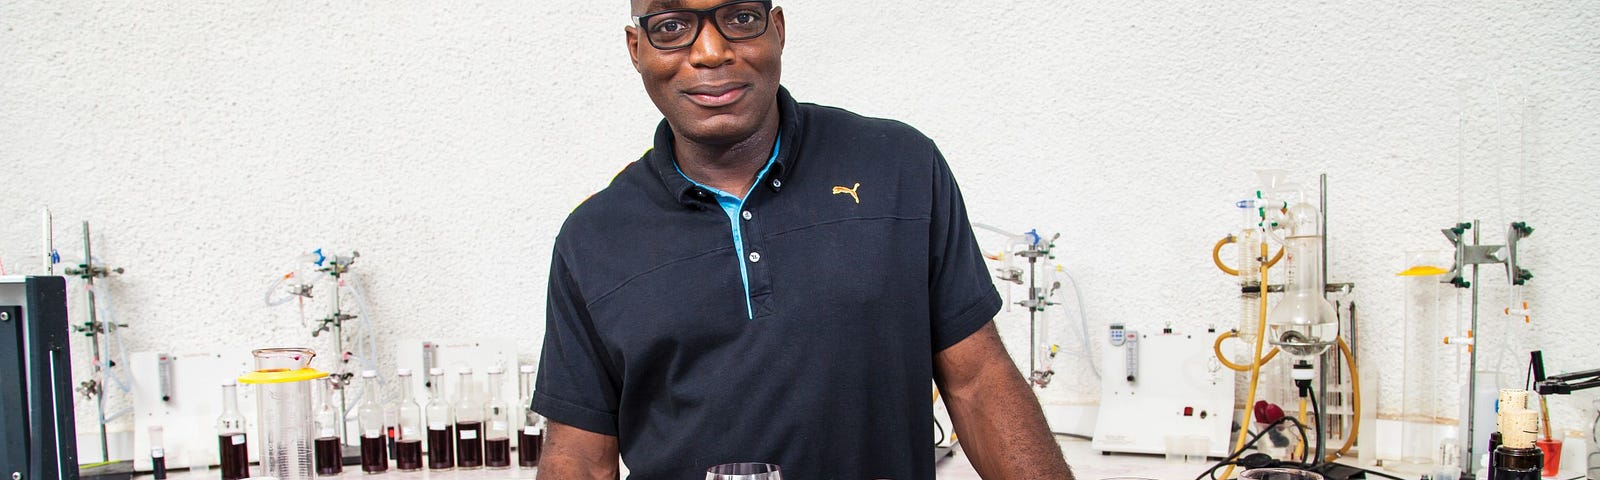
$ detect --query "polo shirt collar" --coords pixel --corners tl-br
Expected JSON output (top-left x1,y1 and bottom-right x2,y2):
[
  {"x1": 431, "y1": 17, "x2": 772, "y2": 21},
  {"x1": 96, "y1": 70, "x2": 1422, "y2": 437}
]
[{"x1": 651, "y1": 86, "x2": 802, "y2": 208}]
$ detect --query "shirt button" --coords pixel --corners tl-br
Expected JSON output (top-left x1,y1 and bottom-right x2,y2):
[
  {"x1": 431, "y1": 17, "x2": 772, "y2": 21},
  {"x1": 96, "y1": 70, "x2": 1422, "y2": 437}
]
[
  {"x1": 741, "y1": 210, "x2": 753, "y2": 221},
  {"x1": 748, "y1": 252, "x2": 761, "y2": 263}
]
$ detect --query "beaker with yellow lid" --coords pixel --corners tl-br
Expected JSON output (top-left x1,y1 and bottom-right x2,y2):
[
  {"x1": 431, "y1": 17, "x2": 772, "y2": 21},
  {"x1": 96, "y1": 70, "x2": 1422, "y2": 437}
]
[{"x1": 239, "y1": 347, "x2": 329, "y2": 480}]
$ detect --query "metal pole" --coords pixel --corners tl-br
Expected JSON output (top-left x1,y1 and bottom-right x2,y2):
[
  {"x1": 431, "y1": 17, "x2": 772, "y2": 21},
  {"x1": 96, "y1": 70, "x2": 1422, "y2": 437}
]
[
  {"x1": 1464, "y1": 219, "x2": 1482, "y2": 479},
  {"x1": 1316, "y1": 174, "x2": 1329, "y2": 463},
  {"x1": 81, "y1": 222, "x2": 109, "y2": 461},
  {"x1": 1027, "y1": 254, "x2": 1037, "y2": 377},
  {"x1": 334, "y1": 277, "x2": 347, "y2": 442}
]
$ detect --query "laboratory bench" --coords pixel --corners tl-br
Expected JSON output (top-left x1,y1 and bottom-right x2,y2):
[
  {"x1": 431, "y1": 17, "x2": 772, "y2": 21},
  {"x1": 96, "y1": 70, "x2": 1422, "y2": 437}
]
[{"x1": 126, "y1": 435, "x2": 1590, "y2": 480}]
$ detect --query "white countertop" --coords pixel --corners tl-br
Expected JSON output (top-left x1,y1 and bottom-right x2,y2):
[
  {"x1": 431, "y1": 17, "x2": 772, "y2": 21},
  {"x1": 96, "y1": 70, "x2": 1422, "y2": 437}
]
[{"x1": 133, "y1": 436, "x2": 1588, "y2": 480}]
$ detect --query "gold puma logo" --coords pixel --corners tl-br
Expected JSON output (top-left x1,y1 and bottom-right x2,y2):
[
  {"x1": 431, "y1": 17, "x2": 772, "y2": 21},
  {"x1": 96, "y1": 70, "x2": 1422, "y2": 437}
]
[{"x1": 832, "y1": 183, "x2": 860, "y2": 204}]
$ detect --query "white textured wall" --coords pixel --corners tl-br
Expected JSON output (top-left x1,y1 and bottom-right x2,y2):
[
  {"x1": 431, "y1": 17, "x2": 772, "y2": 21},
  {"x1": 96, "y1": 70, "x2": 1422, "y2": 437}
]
[{"x1": 3, "y1": 1, "x2": 1597, "y2": 459}]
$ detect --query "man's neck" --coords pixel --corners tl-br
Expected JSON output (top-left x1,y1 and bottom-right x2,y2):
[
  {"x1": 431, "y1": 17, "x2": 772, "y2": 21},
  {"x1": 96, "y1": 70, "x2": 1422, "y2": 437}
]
[{"x1": 673, "y1": 122, "x2": 780, "y2": 198}]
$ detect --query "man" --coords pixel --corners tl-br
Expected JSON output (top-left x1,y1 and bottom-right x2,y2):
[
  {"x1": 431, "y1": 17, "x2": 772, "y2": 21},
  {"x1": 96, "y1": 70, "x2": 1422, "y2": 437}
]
[{"x1": 532, "y1": 1, "x2": 1073, "y2": 478}]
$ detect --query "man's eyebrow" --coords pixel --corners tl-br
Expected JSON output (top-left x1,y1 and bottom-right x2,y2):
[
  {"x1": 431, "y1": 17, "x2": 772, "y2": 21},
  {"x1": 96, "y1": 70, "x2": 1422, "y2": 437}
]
[{"x1": 642, "y1": 0, "x2": 683, "y2": 12}]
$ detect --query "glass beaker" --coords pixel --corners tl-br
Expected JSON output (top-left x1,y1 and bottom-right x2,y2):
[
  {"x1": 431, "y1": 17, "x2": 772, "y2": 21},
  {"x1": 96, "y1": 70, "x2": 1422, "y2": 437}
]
[
  {"x1": 1396, "y1": 250, "x2": 1450, "y2": 473},
  {"x1": 239, "y1": 347, "x2": 329, "y2": 480},
  {"x1": 706, "y1": 463, "x2": 782, "y2": 480},
  {"x1": 1239, "y1": 468, "x2": 1323, "y2": 480}
]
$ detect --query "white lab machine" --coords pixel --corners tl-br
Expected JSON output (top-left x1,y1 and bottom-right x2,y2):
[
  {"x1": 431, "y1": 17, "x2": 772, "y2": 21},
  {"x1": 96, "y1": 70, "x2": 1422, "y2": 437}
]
[{"x1": 1091, "y1": 324, "x2": 1235, "y2": 459}]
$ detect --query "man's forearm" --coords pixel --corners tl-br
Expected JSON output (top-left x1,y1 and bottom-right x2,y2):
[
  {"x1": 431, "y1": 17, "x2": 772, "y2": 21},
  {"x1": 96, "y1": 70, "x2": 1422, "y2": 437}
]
[
  {"x1": 537, "y1": 422, "x2": 620, "y2": 480},
  {"x1": 944, "y1": 367, "x2": 1073, "y2": 479},
  {"x1": 936, "y1": 323, "x2": 1073, "y2": 479}
]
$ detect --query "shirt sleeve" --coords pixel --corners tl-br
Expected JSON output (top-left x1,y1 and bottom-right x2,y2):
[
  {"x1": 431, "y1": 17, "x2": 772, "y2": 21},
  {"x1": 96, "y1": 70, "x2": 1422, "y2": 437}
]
[
  {"x1": 927, "y1": 145, "x2": 1004, "y2": 352},
  {"x1": 531, "y1": 248, "x2": 622, "y2": 436}
]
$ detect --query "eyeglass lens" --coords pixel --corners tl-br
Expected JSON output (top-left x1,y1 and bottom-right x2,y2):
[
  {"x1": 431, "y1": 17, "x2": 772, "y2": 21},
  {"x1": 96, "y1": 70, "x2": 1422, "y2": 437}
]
[{"x1": 643, "y1": 2, "x2": 770, "y2": 49}]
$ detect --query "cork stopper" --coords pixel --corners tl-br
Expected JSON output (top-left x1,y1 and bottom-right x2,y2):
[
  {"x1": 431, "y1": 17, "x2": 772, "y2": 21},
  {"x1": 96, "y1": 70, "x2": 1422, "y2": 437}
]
[
  {"x1": 1499, "y1": 409, "x2": 1540, "y2": 448},
  {"x1": 1498, "y1": 389, "x2": 1529, "y2": 411}
]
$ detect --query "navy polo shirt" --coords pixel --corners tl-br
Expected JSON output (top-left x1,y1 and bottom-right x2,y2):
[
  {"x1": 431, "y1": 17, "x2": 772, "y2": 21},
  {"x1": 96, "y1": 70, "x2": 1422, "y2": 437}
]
[{"x1": 533, "y1": 87, "x2": 1002, "y2": 480}]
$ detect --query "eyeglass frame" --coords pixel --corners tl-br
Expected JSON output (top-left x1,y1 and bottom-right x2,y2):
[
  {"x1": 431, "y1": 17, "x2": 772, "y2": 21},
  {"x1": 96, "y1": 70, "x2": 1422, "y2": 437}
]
[{"x1": 631, "y1": 0, "x2": 776, "y2": 51}]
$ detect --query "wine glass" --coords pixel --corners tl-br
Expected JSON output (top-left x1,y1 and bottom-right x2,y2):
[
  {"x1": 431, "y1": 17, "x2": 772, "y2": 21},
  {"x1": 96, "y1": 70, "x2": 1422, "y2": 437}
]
[{"x1": 705, "y1": 462, "x2": 782, "y2": 480}]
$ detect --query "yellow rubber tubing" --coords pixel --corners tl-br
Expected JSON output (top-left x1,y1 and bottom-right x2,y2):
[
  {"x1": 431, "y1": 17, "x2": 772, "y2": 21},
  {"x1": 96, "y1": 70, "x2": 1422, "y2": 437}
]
[
  {"x1": 1213, "y1": 235, "x2": 1240, "y2": 276},
  {"x1": 1325, "y1": 337, "x2": 1359, "y2": 463},
  {"x1": 1220, "y1": 242, "x2": 1272, "y2": 480},
  {"x1": 1213, "y1": 234, "x2": 1286, "y2": 277},
  {"x1": 1213, "y1": 330, "x2": 1281, "y2": 372}
]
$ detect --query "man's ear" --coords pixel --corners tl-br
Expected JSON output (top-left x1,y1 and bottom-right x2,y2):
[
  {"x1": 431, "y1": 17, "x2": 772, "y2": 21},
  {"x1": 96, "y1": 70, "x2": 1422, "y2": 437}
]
[
  {"x1": 626, "y1": 25, "x2": 642, "y2": 73},
  {"x1": 771, "y1": 7, "x2": 785, "y2": 49}
]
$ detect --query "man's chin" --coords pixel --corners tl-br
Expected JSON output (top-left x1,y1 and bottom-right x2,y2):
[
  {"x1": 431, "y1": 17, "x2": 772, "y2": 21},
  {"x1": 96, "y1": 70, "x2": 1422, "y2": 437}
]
[{"x1": 672, "y1": 115, "x2": 763, "y2": 147}]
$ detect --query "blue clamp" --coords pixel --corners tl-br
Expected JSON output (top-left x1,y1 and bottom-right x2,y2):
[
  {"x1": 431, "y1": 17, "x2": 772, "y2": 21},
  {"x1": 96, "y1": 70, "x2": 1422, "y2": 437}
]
[
  {"x1": 1025, "y1": 229, "x2": 1042, "y2": 247},
  {"x1": 312, "y1": 248, "x2": 327, "y2": 266},
  {"x1": 50, "y1": 249, "x2": 61, "y2": 264}
]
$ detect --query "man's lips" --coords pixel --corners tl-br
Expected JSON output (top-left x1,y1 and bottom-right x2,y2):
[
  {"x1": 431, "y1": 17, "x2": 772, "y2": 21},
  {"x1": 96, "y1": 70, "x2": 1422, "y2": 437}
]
[{"x1": 683, "y1": 84, "x2": 748, "y2": 108}]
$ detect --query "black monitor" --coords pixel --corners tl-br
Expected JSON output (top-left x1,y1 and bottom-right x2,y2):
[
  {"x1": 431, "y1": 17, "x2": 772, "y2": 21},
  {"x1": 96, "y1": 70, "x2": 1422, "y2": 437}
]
[{"x1": 0, "y1": 276, "x2": 78, "y2": 480}]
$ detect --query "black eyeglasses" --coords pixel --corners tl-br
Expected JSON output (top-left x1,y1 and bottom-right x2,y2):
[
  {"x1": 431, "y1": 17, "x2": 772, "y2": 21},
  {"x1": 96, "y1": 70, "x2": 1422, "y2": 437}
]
[{"x1": 632, "y1": 0, "x2": 773, "y2": 50}]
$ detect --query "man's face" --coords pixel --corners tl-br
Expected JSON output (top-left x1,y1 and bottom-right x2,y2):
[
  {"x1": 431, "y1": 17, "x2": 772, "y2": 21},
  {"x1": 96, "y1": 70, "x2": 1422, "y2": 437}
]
[{"x1": 627, "y1": 0, "x2": 785, "y2": 147}]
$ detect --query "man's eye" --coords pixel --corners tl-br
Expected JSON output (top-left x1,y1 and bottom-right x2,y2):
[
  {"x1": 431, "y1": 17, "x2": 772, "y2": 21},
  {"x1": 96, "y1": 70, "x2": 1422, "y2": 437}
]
[
  {"x1": 728, "y1": 11, "x2": 761, "y2": 25},
  {"x1": 653, "y1": 19, "x2": 690, "y2": 33}
]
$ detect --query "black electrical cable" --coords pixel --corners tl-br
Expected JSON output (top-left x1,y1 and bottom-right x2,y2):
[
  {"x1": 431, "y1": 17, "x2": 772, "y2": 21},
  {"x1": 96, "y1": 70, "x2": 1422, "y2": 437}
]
[
  {"x1": 1307, "y1": 386, "x2": 1324, "y2": 469},
  {"x1": 932, "y1": 414, "x2": 946, "y2": 447},
  {"x1": 1194, "y1": 416, "x2": 1309, "y2": 480}
]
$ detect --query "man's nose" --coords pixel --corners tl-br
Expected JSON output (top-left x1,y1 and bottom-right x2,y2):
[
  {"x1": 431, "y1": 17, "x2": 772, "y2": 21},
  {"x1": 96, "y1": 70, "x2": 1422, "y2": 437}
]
[{"x1": 688, "y1": 18, "x2": 734, "y2": 68}]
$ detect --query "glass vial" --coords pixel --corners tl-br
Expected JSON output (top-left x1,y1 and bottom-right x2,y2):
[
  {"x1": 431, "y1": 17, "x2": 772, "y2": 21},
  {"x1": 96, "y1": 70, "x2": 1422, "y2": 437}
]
[
  {"x1": 394, "y1": 369, "x2": 424, "y2": 471},
  {"x1": 312, "y1": 378, "x2": 342, "y2": 476},
  {"x1": 518, "y1": 364, "x2": 543, "y2": 468},
  {"x1": 149, "y1": 426, "x2": 167, "y2": 480},
  {"x1": 483, "y1": 366, "x2": 512, "y2": 469},
  {"x1": 424, "y1": 368, "x2": 454, "y2": 470},
  {"x1": 454, "y1": 367, "x2": 484, "y2": 469},
  {"x1": 357, "y1": 370, "x2": 388, "y2": 474},
  {"x1": 216, "y1": 379, "x2": 251, "y2": 480}
]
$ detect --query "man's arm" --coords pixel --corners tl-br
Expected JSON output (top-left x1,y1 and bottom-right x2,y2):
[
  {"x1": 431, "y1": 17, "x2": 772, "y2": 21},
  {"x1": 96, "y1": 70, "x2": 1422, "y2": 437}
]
[
  {"x1": 536, "y1": 421, "x2": 620, "y2": 480},
  {"x1": 934, "y1": 321, "x2": 1073, "y2": 479}
]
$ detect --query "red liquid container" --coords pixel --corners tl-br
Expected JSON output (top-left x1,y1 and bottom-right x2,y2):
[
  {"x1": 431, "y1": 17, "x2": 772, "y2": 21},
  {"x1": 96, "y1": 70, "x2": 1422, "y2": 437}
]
[
  {"x1": 218, "y1": 434, "x2": 250, "y2": 480},
  {"x1": 395, "y1": 439, "x2": 423, "y2": 471},
  {"x1": 484, "y1": 437, "x2": 511, "y2": 468},
  {"x1": 427, "y1": 426, "x2": 455, "y2": 469},
  {"x1": 313, "y1": 437, "x2": 342, "y2": 476},
  {"x1": 456, "y1": 421, "x2": 484, "y2": 468},
  {"x1": 518, "y1": 431, "x2": 542, "y2": 467},
  {"x1": 360, "y1": 435, "x2": 389, "y2": 473}
]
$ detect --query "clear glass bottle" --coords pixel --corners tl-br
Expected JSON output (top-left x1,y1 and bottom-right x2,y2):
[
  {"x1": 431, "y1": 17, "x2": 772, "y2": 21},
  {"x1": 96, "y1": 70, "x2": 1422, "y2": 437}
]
[
  {"x1": 149, "y1": 426, "x2": 167, "y2": 480},
  {"x1": 1266, "y1": 202, "x2": 1338, "y2": 357},
  {"x1": 312, "y1": 378, "x2": 342, "y2": 476},
  {"x1": 454, "y1": 367, "x2": 484, "y2": 469},
  {"x1": 483, "y1": 366, "x2": 512, "y2": 468},
  {"x1": 394, "y1": 369, "x2": 423, "y2": 471},
  {"x1": 216, "y1": 379, "x2": 251, "y2": 480},
  {"x1": 424, "y1": 368, "x2": 454, "y2": 470},
  {"x1": 356, "y1": 370, "x2": 388, "y2": 474},
  {"x1": 517, "y1": 364, "x2": 543, "y2": 468}
]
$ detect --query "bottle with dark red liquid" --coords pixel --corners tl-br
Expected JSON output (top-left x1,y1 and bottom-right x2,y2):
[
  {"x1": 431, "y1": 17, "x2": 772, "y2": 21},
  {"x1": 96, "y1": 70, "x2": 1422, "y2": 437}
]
[
  {"x1": 454, "y1": 367, "x2": 485, "y2": 469},
  {"x1": 517, "y1": 364, "x2": 543, "y2": 468},
  {"x1": 149, "y1": 426, "x2": 167, "y2": 480},
  {"x1": 424, "y1": 368, "x2": 455, "y2": 470},
  {"x1": 312, "y1": 378, "x2": 343, "y2": 476},
  {"x1": 482, "y1": 366, "x2": 513, "y2": 469},
  {"x1": 394, "y1": 369, "x2": 424, "y2": 471},
  {"x1": 216, "y1": 379, "x2": 251, "y2": 480},
  {"x1": 357, "y1": 370, "x2": 389, "y2": 474}
]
